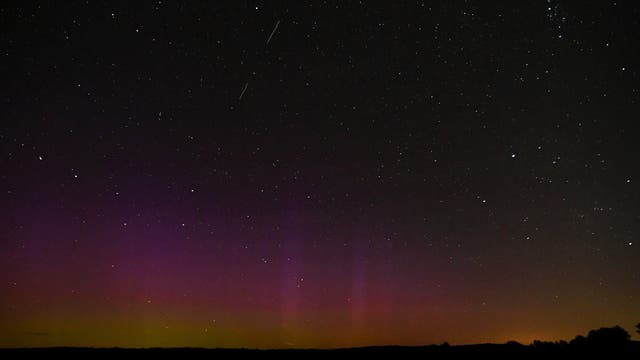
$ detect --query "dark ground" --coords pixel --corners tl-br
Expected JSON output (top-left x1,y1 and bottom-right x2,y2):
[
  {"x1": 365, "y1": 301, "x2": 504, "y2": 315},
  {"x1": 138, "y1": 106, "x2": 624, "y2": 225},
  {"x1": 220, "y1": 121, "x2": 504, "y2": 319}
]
[{"x1": 2, "y1": 341, "x2": 639, "y2": 359}]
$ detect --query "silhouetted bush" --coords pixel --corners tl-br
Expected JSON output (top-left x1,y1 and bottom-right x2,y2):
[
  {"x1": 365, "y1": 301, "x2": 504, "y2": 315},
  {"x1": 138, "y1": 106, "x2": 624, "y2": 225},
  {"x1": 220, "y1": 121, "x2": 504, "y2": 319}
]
[
  {"x1": 570, "y1": 335, "x2": 587, "y2": 346},
  {"x1": 531, "y1": 340, "x2": 553, "y2": 352},
  {"x1": 586, "y1": 326, "x2": 630, "y2": 346},
  {"x1": 505, "y1": 340, "x2": 522, "y2": 347}
]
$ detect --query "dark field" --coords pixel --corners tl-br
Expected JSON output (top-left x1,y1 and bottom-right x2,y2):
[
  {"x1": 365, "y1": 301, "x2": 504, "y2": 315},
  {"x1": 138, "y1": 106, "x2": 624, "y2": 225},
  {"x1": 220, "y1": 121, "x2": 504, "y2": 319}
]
[{"x1": 3, "y1": 341, "x2": 639, "y2": 359}]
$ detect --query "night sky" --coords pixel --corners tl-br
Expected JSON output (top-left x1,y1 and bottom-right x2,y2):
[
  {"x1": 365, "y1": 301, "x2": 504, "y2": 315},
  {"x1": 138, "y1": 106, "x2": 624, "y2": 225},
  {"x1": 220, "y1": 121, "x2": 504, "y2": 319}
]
[{"x1": 1, "y1": 0, "x2": 639, "y2": 349}]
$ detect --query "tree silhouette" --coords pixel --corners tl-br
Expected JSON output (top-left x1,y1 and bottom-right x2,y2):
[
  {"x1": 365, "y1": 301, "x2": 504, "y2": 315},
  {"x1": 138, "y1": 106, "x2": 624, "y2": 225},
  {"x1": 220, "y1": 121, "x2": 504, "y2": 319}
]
[
  {"x1": 586, "y1": 326, "x2": 630, "y2": 346},
  {"x1": 569, "y1": 335, "x2": 587, "y2": 346}
]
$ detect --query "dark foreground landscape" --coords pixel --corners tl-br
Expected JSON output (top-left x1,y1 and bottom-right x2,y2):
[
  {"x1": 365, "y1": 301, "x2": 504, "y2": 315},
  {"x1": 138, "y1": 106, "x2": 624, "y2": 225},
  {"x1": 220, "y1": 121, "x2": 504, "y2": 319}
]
[
  {"x1": 1, "y1": 342, "x2": 639, "y2": 359},
  {"x1": 3, "y1": 327, "x2": 639, "y2": 358}
]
